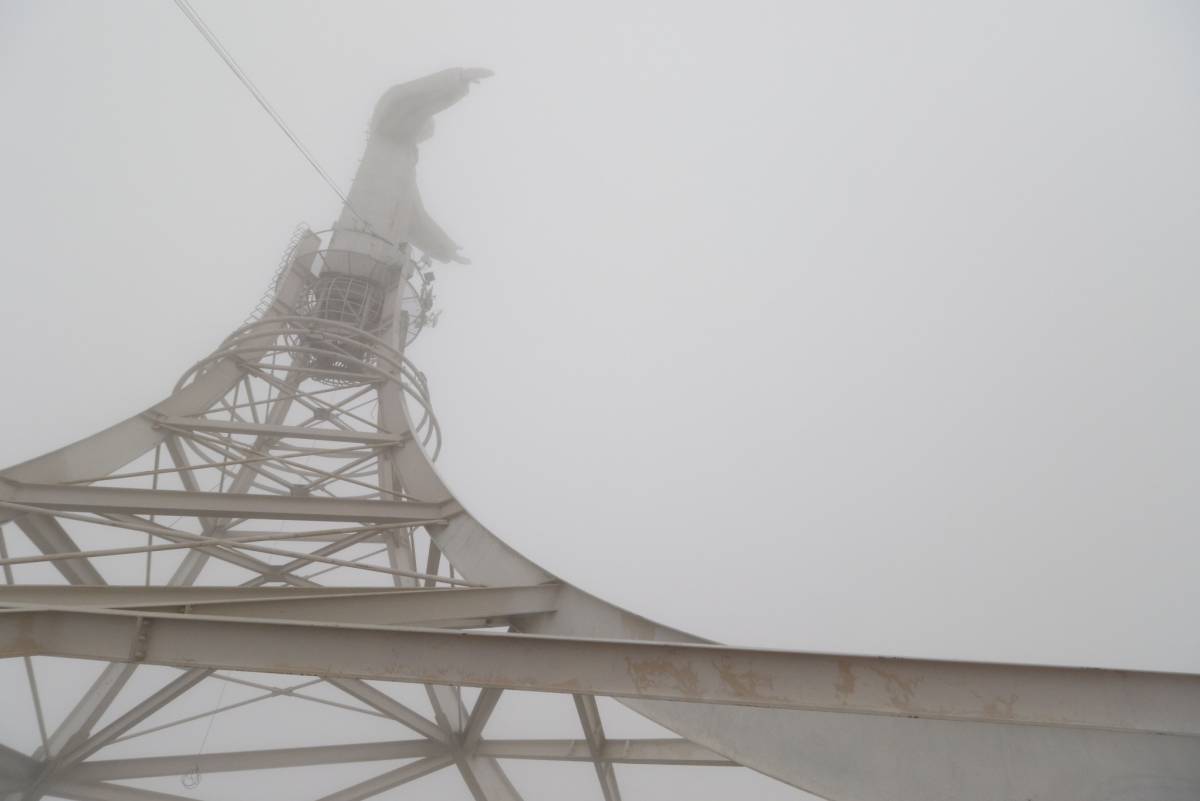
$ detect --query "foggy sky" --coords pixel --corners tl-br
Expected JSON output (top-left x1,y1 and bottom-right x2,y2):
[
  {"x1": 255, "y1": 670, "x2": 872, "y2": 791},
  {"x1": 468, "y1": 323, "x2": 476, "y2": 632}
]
[{"x1": 1, "y1": 2, "x2": 1199, "y2": 796}]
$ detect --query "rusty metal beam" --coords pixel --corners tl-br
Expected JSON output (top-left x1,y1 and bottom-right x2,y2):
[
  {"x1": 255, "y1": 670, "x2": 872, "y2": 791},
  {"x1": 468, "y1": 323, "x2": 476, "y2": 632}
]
[{"x1": 4, "y1": 606, "x2": 1199, "y2": 737}]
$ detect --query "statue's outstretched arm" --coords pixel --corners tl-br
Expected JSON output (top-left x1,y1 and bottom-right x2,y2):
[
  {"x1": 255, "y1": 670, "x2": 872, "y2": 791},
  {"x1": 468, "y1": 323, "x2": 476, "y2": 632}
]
[{"x1": 372, "y1": 68, "x2": 492, "y2": 137}]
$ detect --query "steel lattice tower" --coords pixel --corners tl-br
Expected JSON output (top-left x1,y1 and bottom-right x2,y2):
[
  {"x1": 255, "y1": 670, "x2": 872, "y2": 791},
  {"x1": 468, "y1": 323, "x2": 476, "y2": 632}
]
[{"x1": 2, "y1": 69, "x2": 1199, "y2": 801}]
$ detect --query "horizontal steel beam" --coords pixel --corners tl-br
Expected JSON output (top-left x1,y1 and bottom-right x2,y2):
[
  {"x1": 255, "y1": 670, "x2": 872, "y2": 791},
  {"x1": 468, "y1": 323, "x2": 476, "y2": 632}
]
[
  {"x1": 150, "y1": 415, "x2": 406, "y2": 445},
  {"x1": 0, "y1": 479, "x2": 447, "y2": 523},
  {"x1": 4, "y1": 606, "x2": 1199, "y2": 736},
  {"x1": 64, "y1": 741, "x2": 443, "y2": 781},
  {"x1": 145, "y1": 584, "x2": 560, "y2": 626},
  {"x1": 59, "y1": 738, "x2": 728, "y2": 783},
  {"x1": 159, "y1": 529, "x2": 387, "y2": 544},
  {"x1": 0, "y1": 585, "x2": 419, "y2": 607},
  {"x1": 478, "y1": 739, "x2": 734, "y2": 766},
  {"x1": 44, "y1": 780, "x2": 199, "y2": 801},
  {"x1": 0, "y1": 584, "x2": 559, "y2": 626}
]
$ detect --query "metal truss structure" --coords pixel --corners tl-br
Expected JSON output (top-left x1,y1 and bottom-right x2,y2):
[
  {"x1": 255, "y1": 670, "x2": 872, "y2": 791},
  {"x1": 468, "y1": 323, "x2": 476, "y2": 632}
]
[{"x1": 3, "y1": 74, "x2": 1200, "y2": 801}]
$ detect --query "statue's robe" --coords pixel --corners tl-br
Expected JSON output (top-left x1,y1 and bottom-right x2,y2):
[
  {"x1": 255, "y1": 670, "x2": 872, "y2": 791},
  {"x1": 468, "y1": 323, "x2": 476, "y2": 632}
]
[{"x1": 334, "y1": 69, "x2": 476, "y2": 263}]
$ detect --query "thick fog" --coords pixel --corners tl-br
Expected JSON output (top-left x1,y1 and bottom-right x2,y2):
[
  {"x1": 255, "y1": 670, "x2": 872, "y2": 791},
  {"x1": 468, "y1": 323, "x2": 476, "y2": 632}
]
[{"x1": 1, "y1": 1, "x2": 1198, "y2": 799}]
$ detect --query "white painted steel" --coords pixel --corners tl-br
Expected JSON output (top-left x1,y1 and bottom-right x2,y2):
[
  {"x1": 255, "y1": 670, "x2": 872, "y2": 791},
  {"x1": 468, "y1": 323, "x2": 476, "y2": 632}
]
[
  {"x1": 3, "y1": 606, "x2": 1198, "y2": 737},
  {"x1": 0, "y1": 480, "x2": 448, "y2": 523},
  {"x1": 58, "y1": 739, "x2": 728, "y2": 782},
  {"x1": 2, "y1": 69, "x2": 1196, "y2": 801}
]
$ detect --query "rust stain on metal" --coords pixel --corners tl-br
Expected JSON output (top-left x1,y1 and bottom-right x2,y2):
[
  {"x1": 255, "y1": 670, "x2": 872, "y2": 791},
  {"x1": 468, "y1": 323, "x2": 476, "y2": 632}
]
[
  {"x1": 867, "y1": 665, "x2": 923, "y2": 710},
  {"x1": 715, "y1": 658, "x2": 774, "y2": 700},
  {"x1": 834, "y1": 659, "x2": 857, "y2": 702},
  {"x1": 982, "y1": 693, "x2": 1018, "y2": 720},
  {"x1": 626, "y1": 656, "x2": 701, "y2": 698},
  {"x1": 0, "y1": 615, "x2": 38, "y2": 658}
]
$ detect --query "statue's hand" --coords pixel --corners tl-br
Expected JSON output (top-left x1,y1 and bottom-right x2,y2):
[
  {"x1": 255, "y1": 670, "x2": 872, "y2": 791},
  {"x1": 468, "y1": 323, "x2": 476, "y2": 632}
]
[{"x1": 462, "y1": 68, "x2": 494, "y2": 84}]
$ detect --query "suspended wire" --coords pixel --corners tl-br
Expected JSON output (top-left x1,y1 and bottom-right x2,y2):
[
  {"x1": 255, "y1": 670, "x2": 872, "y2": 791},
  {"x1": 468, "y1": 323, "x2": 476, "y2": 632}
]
[
  {"x1": 170, "y1": 0, "x2": 380, "y2": 235},
  {"x1": 181, "y1": 677, "x2": 228, "y2": 789}
]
